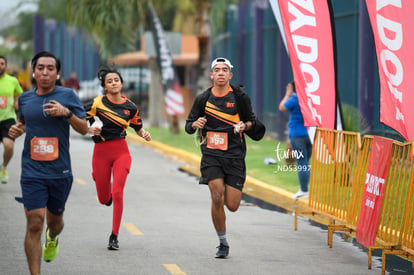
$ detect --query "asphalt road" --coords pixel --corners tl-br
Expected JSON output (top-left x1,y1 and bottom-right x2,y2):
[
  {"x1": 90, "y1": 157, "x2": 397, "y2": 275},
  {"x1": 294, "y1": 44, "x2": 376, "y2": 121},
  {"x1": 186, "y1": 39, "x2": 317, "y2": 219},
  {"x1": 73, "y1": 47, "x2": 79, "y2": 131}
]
[{"x1": 0, "y1": 131, "x2": 386, "y2": 275}]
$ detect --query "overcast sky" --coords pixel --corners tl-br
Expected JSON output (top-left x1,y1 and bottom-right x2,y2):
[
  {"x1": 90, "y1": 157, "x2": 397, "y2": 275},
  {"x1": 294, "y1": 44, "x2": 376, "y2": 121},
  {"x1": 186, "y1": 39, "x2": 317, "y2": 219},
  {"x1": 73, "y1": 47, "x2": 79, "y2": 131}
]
[{"x1": 0, "y1": 1, "x2": 37, "y2": 30}]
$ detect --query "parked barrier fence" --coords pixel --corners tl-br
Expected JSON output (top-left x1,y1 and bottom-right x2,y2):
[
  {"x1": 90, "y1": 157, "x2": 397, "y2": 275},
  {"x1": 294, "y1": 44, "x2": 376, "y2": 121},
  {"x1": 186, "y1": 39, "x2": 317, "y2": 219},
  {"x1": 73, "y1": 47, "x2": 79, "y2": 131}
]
[
  {"x1": 294, "y1": 128, "x2": 414, "y2": 274},
  {"x1": 294, "y1": 128, "x2": 361, "y2": 232}
]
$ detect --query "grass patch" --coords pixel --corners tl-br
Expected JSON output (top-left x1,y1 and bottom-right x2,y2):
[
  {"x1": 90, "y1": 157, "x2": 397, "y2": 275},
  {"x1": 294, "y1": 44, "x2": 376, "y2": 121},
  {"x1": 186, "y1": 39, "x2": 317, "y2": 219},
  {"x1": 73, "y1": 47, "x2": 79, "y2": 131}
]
[{"x1": 141, "y1": 127, "x2": 299, "y2": 193}]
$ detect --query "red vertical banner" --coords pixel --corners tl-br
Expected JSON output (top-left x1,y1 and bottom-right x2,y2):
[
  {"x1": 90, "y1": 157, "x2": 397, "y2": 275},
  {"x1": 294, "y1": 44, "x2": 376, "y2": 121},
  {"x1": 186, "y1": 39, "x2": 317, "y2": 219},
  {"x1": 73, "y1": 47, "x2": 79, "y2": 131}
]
[
  {"x1": 356, "y1": 136, "x2": 393, "y2": 247},
  {"x1": 365, "y1": 0, "x2": 414, "y2": 141},
  {"x1": 276, "y1": 0, "x2": 336, "y2": 128}
]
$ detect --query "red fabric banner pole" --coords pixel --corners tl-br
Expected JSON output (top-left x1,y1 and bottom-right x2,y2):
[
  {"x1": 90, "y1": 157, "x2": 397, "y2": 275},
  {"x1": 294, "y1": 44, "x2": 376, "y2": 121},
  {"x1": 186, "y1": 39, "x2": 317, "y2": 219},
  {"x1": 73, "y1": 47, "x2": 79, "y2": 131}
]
[{"x1": 356, "y1": 136, "x2": 393, "y2": 247}]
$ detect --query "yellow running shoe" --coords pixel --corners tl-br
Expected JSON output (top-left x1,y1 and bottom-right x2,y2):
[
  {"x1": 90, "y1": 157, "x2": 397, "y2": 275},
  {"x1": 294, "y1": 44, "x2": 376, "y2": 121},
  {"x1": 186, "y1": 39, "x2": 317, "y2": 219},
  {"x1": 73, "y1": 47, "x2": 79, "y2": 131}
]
[
  {"x1": 0, "y1": 166, "x2": 5, "y2": 184},
  {"x1": 42, "y1": 228, "x2": 59, "y2": 262},
  {"x1": 1, "y1": 168, "x2": 8, "y2": 184}
]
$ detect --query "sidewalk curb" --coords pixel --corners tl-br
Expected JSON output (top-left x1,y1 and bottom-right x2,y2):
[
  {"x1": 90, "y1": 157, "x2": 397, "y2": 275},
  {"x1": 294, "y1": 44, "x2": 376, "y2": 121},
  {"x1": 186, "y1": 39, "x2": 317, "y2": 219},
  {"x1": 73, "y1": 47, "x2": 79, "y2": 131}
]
[{"x1": 127, "y1": 135, "x2": 330, "y2": 226}]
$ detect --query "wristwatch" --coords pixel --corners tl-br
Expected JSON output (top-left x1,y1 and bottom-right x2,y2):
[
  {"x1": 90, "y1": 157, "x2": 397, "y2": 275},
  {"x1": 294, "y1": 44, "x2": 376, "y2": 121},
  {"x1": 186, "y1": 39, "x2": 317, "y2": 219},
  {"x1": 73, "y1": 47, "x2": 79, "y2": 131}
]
[{"x1": 66, "y1": 110, "x2": 73, "y2": 119}]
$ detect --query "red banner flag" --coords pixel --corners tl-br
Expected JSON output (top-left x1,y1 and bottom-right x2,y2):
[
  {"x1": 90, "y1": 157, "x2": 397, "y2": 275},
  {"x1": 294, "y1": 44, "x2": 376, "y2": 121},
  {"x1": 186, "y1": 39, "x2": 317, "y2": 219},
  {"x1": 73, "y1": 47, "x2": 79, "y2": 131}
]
[
  {"x1": 365, "y1": 0, "x2": 414, "y2": 141},
  {"x1": 356, "y1": 136, "x2": 393, "y2": 247},
  {"x1": 276, "y1": 0, "x2": 336, "y2": 128}
]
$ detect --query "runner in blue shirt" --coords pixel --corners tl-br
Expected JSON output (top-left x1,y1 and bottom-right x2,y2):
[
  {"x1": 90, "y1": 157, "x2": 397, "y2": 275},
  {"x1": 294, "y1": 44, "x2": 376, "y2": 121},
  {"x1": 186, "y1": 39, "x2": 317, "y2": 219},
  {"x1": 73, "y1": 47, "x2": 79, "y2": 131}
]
[{"x1": 9, "y1": 51, "x2": 88, "y2": 275}]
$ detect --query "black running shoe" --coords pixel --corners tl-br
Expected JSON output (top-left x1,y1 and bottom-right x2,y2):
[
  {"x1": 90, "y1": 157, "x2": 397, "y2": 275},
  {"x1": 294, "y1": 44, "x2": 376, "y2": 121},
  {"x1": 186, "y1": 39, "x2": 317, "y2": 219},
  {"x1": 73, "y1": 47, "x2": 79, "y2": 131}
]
[
  {"x1": 215, "y1": 243, "x2": 229, "y2": 258},
  {"x1": 105, "y1": 196, "x2": 112, "y2": 206},
  {"x1": 107, "y1": 233, "x2": 119, "y2": 250}
]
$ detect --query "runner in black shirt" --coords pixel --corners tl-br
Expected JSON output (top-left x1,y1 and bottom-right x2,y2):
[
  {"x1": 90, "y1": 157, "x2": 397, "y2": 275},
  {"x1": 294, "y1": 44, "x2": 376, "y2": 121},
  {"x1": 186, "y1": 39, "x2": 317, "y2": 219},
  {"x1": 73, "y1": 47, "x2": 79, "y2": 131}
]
[{"x1": 185, "y1": 57, "x2": 264, "y2": 258}]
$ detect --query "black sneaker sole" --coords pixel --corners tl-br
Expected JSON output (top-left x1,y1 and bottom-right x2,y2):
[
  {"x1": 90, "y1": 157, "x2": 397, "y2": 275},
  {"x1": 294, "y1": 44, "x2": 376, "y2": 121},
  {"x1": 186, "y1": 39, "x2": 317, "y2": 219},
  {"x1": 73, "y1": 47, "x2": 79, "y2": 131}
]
[
  {"x1": 105, "y1": 197, "x2": 112, "y2": 206},
  {"x1": 215, "y1": 254, "x2": 228, "y2": 258},
  {"x1": 107, "y1": 245, "x2": 119, "y2": 250},
  {"x1": 215, "y1": 245, "x2": 229, "y2": 258}
]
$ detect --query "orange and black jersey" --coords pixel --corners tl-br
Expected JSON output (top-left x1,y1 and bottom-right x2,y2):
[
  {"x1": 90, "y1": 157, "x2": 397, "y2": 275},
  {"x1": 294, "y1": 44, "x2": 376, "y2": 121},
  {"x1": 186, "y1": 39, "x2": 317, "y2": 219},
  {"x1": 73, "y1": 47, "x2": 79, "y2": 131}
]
[
  {"x1": 84, "y1": 95, "x2": 143, "y2": 143},
  {"x1": 205, "y1": 88, "x2": 240, "y2": 127},
  {"x1": 186, "y1": 84, "x2": 265, "y2": 158},
  {"x1": 190, "y1": 87, "x2": 246, "y2": 158}
]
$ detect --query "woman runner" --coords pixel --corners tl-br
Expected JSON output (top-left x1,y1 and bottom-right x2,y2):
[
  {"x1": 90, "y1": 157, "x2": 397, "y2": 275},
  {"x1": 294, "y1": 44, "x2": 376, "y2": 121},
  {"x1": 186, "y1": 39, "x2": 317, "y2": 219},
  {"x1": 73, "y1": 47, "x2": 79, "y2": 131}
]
[{"x1": 84, "y1": 65, "x2": 151, "y2": 250}]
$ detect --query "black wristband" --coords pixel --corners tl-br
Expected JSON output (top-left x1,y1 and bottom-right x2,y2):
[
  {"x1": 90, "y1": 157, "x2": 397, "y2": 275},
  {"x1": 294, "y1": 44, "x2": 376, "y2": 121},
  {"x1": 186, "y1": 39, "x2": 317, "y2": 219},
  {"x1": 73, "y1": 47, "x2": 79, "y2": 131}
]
[{"x1": 66, "y1": 110, "x2": 73, "y2": 119}]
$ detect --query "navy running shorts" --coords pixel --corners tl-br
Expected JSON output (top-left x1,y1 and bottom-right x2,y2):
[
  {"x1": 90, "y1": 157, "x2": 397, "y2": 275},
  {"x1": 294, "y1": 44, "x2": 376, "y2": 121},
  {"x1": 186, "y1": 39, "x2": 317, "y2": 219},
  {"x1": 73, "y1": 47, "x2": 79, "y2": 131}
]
[
  {"x1": 199, "y1": 154, "x2": 246, "y2": 191},
  {"x1": 20, "y1": 176, "x2": 73, "y2": 216}
]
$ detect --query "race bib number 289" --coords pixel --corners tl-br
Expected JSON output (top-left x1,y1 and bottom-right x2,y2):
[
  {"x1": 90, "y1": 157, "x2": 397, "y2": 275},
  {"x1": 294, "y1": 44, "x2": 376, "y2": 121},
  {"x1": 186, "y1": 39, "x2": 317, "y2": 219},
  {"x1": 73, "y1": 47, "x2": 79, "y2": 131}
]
[{"x1": 30, "y1": 137, "x2": 59, "y2": 161}]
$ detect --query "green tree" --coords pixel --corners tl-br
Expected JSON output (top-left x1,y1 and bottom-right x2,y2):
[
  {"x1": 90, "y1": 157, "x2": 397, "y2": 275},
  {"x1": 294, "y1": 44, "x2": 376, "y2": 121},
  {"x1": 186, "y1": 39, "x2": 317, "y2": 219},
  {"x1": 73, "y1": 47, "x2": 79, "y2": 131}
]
[
  {"x1": 65, "y1": 0, "x2": 235, "y2": 91},
  {"x1": 66, "y1": 0, "x2": 142, "y2": 59},
  {"x1": 2, "y1": 0, "x2": 236, "y2": 90},
  {"x1": 38, "y1": 0, "x2": 68, "y2": 22},
  {"x1": 4, "y1": 12, "x2": 35, "y2": 66},
  {"x1": 65, "y1": 0, "x2": 179, "y2": 59},
  {"x1": 1, "y1": 0, "x2": 69, "y2": 66}
]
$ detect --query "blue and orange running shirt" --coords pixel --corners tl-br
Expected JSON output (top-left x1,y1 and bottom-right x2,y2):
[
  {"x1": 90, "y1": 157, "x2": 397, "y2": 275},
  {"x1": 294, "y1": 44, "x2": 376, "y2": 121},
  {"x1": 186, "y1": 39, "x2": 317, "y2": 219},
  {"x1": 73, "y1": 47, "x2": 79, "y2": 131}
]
[{"x1": 18, "y1": 87, "x2": 86, "y2": 179}]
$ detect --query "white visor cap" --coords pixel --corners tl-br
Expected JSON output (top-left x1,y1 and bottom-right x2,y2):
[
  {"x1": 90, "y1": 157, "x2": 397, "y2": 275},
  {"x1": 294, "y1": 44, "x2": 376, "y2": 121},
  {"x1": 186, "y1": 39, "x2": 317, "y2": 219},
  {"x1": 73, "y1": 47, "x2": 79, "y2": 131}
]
[{"x1": 211, "y1": 57, "x2": 234, "y2": 70}]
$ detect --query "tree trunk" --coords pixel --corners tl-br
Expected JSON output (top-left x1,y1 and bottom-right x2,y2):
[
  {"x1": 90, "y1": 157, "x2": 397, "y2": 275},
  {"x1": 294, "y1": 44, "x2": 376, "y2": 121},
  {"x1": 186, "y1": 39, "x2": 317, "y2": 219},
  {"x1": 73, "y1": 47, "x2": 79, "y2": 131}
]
[{"x1": 148, "y1": 58, "x2": 164, "y2": 127}]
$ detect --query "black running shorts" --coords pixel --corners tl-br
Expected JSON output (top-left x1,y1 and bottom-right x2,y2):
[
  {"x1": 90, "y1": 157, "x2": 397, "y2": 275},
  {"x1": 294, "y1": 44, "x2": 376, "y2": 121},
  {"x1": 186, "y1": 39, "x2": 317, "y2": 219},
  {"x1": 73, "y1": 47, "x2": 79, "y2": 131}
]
[
  {"x1": 0, "y1": 118, "x2": 16, "y2": 140},
  {"x1": 199, "y1": 154, "x2": 246, "y2": 191}
]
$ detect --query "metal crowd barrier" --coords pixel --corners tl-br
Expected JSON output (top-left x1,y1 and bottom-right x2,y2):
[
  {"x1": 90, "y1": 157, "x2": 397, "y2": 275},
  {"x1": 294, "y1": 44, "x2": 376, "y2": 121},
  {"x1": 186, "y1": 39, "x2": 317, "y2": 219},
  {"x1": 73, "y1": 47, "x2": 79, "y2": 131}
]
[
  {"x1": 294, "y1": 128, "x2": 414, "y2": 274},
  {"x1": 376, "y1": 140, "x2": 413, "y2": 274},
  {"x1": 294, "y1": 128, "x2": 361, "y2": 234}
]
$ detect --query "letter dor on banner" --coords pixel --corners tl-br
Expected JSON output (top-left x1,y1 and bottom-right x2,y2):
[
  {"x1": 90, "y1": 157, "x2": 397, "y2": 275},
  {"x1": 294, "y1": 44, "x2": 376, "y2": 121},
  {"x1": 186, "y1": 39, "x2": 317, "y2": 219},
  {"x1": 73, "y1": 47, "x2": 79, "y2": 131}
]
[
  {"x1": 365, "y1": 0, "x2": 414, "y2": 141},
  {"x1": 274, "y1": 0, "x2": 337, "y2": 129}
]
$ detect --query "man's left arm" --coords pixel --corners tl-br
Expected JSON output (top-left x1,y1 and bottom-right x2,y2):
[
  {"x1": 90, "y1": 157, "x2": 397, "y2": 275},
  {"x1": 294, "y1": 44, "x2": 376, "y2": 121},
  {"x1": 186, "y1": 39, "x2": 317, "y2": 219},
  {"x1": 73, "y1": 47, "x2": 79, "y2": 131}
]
[
  {"x1": 49, "y1": 98, "x2": 88, "y2": 135},
  {"x1": 240, "y1": 93, "x2": 256, "y2": 131},
  {"x1": 65, "y1": 109, "x2": 88, "y2": 135},
  {"x1": 13, "y1": 79, "x2": 23, "y2": 111},
  {"x1": 13, "y1": 94, "x2": 19, "y2": 112},
  {"x1": 238, "y1": 92, "x2": 265, "y2": 140}
]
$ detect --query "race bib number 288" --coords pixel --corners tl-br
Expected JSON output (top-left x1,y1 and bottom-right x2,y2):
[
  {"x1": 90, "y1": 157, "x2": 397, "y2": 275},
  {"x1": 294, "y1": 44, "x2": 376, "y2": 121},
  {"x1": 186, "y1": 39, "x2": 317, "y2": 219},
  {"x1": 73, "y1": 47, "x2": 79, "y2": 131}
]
[{"x1": 30, "y1": 137, "x2": 59, "y2": 161}]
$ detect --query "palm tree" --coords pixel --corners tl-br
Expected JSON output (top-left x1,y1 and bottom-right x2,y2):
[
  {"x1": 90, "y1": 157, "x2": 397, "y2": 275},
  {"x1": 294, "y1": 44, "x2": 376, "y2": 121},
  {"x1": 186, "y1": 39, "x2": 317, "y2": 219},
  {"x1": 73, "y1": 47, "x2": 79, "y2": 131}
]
[
  {"x1": 66, "y1": 0, "x2": 235, "y2": 89},
  {"x1": 66, "y1": 0, "x2": 145, "y2": 59},
  {"x1": 66, "y1": 0, "x2": 236, "y2": 130}
]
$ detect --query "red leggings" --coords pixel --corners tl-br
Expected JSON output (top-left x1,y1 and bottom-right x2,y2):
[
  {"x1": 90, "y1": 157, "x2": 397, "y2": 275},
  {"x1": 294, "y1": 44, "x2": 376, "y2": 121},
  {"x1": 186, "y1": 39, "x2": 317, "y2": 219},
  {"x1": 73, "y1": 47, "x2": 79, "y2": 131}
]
[{"x1": 92, "y1": 138, "x2": 131, "y2": 235}]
